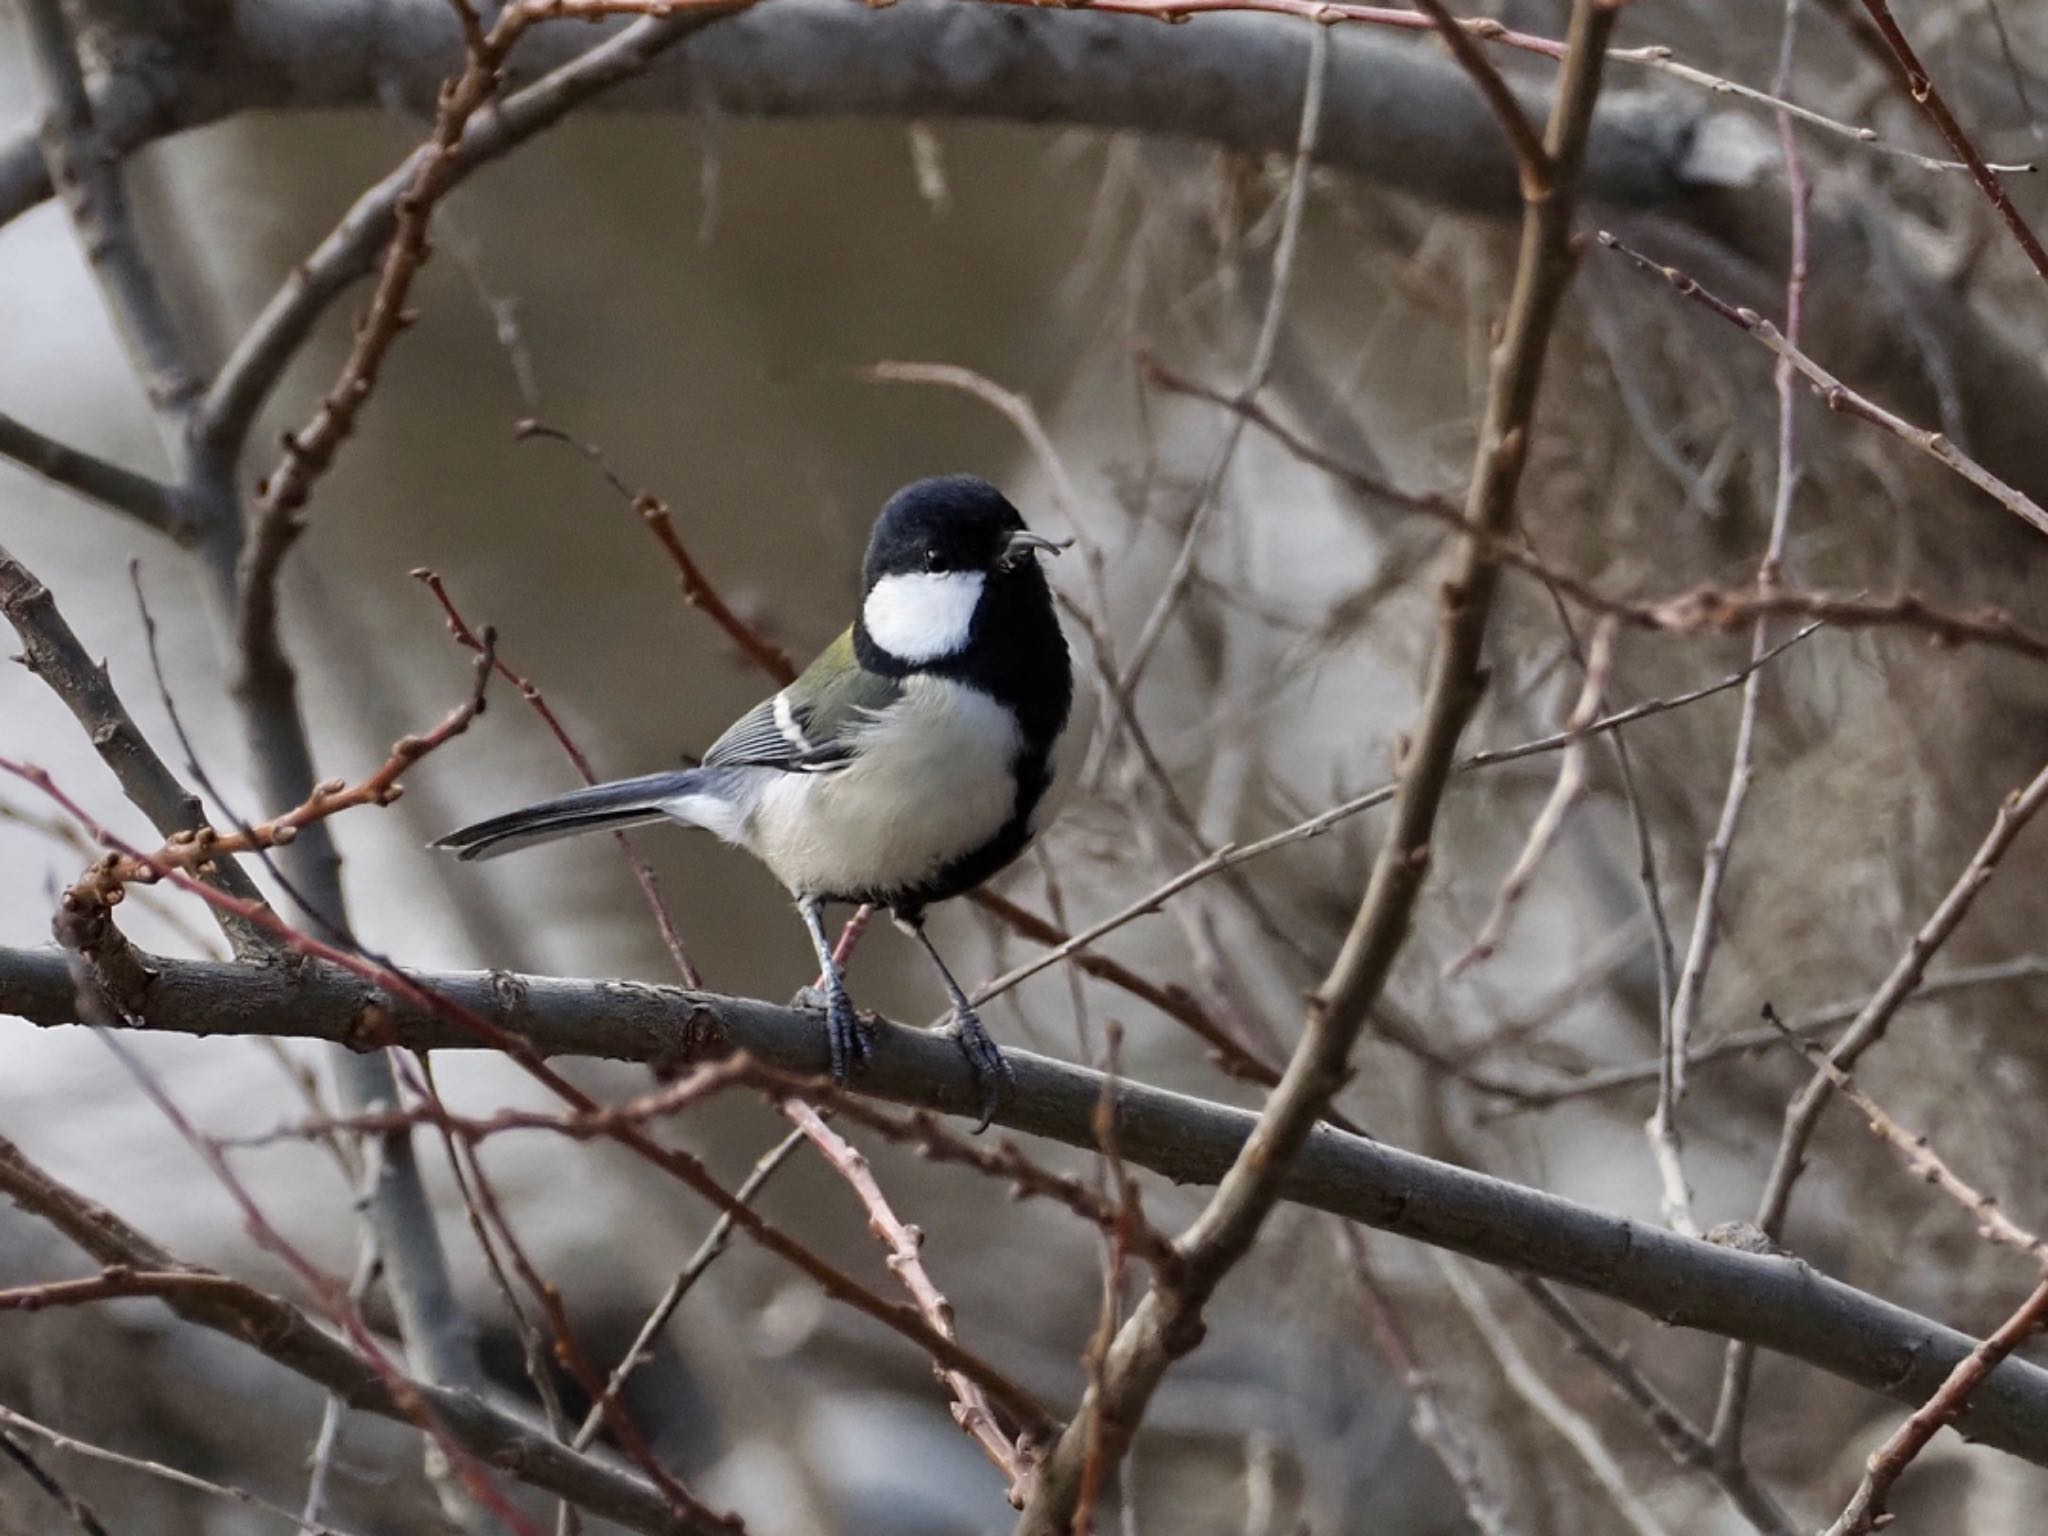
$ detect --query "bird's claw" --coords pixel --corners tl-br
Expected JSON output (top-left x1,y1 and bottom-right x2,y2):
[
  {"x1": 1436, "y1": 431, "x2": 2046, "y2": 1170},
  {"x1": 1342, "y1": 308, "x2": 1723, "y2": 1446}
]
[
  {"x1": 795, "y1": 983, "x2": 875, "y2": 1083},
  {"x1": 945, "y1": 1004, "x2": 1014, "y2": 1133}
]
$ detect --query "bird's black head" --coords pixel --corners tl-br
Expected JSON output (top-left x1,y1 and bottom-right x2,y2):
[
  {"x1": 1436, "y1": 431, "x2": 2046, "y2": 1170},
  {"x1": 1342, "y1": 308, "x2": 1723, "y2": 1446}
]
[
  {"x1": 855, "y1": 476, "x2": 1070, "y2": 671},
  {"x1": 862, "y1": 475, "x2": 1032, "y2": 589}
]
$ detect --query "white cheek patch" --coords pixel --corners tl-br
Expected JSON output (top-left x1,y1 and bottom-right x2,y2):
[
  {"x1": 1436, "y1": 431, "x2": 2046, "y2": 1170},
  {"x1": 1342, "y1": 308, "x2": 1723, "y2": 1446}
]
[{"x1": 862, "y1": 570, "x2": 985, "y2": 663}]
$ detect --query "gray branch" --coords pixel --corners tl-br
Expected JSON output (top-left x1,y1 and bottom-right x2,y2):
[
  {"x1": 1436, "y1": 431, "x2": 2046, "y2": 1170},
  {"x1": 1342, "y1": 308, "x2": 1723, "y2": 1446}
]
[
  {"x1": 5, "y1": 1, "x2": 1704, "y2": 233},
  {"x1": 6, "y1": 941, "x2": 2048, "y2": 1471},
  {"x1": 0, "y1": 409, "x2": 185, "y2": 537}
]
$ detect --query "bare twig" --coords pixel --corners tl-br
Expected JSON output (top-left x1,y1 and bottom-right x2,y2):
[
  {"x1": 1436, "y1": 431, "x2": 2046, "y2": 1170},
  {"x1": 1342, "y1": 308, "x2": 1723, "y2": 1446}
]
[
  {"x1": 0, "y1": 1403, "x2": 366, "y2": 1536},
  {"x1": 1750, "y1": 755, "x2": 2048, "y2": 1242},
  {"x1": 1518, "y1": 1278, "x2": 1795, "y2": 1535},
  {"x1": 1336, "y1": 1225, "x2": 1526, "y2": 1536},
  {"x1": 1487, "y1": 954, "x2": 2048, "y2": 1109},
  {"x1": 1826, "y1": 1277, "x2": 2048, "y2": 1536},
  {"x1": 0, "y1": 1424, "x2": 114, "y2": 1536},
  {"x1": 71, "y1": 637, "x2": 493, "y2": 897},
  {"x1": 416, "y1": 569, "x2": 702, "y2": 985},
  {"x1": 1762, "y1": 1008, "x2": 2048, "y2": 1262},
  {"x1": 1448, "y1": 619, "x2": 1616, "y2": 976},
  {"x1": 1851, "y1": 0, "x2": 2048, "y2": 292},
  {"x1": 0, "y1": 545, "x2": 271, "y2": 955},
  {"x1": 573, "y1": 1126, "x2": 809, "y2": 1451},
  {"x1": 1438, "y1": 1257, "x2": 1671, "y2": 1536},
  {"x1": 512, "y1": 422, "x2": 798, "y2": 683},
  {"x1": 0, "y1": 408, "x2": 184, "y2": 537},
  {"x1": 780, "y1": 1100, "x2": 1033, "y2": 1499},
  {"x1": 1600, "y1": 232, "x2": 2048, "y2": 541},
  {"x1": 1118, "y1": 25, "x2": 1327, "y2": 695}
]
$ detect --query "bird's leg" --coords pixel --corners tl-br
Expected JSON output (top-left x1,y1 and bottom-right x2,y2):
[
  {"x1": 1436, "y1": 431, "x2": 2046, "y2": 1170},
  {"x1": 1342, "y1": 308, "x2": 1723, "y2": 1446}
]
[
  {"x1": 798, "y1": 896, "x2": 872, "y2": 1081},
  {"x1": 895, "y1": 909, "x2": 1014, "y2": 1131}
]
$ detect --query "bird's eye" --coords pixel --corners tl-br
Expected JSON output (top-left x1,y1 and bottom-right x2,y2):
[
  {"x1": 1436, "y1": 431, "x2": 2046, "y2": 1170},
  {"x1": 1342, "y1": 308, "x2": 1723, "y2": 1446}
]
[{"x1": 922, "y1": 549, "x2": 943, "y2": 572}]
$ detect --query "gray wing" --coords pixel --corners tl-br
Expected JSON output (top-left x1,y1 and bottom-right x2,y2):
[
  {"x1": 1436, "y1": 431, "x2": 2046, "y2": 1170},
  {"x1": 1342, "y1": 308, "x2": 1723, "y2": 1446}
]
[{"x1": 701, "y1": 629, "x2": 903, "y2": 774}]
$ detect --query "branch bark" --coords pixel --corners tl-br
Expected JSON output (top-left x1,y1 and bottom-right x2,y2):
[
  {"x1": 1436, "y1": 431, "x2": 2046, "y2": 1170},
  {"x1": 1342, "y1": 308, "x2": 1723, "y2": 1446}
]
[{"x1": 9, "y1": 943, "x2": 2048, "y2": 1471}]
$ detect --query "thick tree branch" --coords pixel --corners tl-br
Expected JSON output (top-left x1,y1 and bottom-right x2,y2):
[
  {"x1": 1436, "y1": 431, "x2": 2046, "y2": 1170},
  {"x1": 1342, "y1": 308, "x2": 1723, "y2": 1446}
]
[{"x1": 9, "y1": 944, "x2": 2048, "y2": 1472}]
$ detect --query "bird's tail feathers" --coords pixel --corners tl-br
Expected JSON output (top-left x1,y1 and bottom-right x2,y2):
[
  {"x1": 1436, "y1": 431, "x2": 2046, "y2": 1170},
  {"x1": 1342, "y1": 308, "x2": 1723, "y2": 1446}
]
[{"x1": 433, "y1": 770, "x2": 704, "y2": 862}]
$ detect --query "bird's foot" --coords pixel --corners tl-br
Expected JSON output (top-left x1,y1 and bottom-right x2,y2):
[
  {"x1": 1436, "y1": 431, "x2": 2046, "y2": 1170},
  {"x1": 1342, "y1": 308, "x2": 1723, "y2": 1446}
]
[
  {"x1": 944, "y1": 1004, "x2": 1014, "y2": 1133},
  {"x1": 794, "y1": 983, "x2": 875, "y2": 1083}
]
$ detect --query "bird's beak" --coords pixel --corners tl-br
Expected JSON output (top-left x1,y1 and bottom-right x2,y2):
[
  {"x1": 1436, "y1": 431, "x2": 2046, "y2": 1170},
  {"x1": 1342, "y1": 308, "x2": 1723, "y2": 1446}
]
[{"x1": 1000, "y1": 530, "x2": 1073, "y2": 569}]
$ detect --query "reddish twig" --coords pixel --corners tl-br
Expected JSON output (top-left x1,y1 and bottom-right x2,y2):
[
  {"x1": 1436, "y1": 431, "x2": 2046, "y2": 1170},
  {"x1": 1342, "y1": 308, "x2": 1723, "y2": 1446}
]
[
  {"x1": 415, "y1": 568, "x2": 702, "y2": 985},
  {"x1": 0, "y1": 1267, "x2": 250, "y2": 1313},
  {"x1": 1826, "y1": 1278, "x2": 2048, "y2": 1535},
  {"x1": 1852, "y1": 0, "x2": 2048, "y2": 292},
  {"x1": 70, "y1": 632, "x2": 492, "y2": 898},
  {"x1": 780, "y1": 1100, "x2": 1034, "y2": 1501},
  {"x1": 513, "y1": 420, "x2": 798, "y2": 683}
]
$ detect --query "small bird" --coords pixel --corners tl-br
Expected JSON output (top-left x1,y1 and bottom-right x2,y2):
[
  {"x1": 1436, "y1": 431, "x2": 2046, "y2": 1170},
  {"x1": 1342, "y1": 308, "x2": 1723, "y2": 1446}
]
[{"x1": 435, "y1": 476, "x2": 1077, "y2": 1122}]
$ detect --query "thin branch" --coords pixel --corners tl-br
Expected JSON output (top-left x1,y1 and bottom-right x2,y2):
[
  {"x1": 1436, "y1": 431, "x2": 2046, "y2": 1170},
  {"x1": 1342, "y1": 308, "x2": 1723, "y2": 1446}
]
[
  {"x1": 14, "y1": 0, "x2": 202, "y2": 425},
  {"x1": 573, "y1": 1126, "x2": 808, "y2": 1451},
  {"x1": 1335, "y1": 1225, "x2": 1526, "y2": 1536},
  {"x1": 780, "y1": 1100, "x2": 1032, "y2": 1499},
  {"x1": 1117, "y1": 24, "x2": 1327, "y2": 696},
  {"x1": 1518, "y1": 1279, "x2": 1795, "y2": 1535},
  {"x1": 0, "y1": 1425, "x2": 114, "y2": 1536},
  {"x1": 0, "y1": 1403, "x2": 367, "y2": 1536},
  {"x1": 0, "y1": 544, "x2": 271, "y2": 956},
  {"x1": 71, "y1": 635, "x2": 493, "y2": 896},
  {"x1": 1827, "y1": 1278, "x2": 2048, "y2": 1535},
  {"x1": 0, "y1": 408, "x2": 186, "y2": 538},
  {"x1": 1448, "y1": 618, "x2": 1615, "y2": 976},
  {"x1": 1762, "y1": 1008, "x2": 2048, "y2": 1263},
  {"x1": 1599, "y1": 232, "x2": 2048, "y2": 542},
  {"x1": 1750, "y1": 754, "x2": 2048, "y2": 1242},
  {"x1": 1487, "y1": 955, "x2": 2048, "y2": 1109},
  {"x1": 1851, "y1": 0, "x2": 2048, "y2": 292},
  {"x1": 511, "y1": 423, "x2": 798, "y2": 683},
  {"x1": 416, "y1": 569, "x2": 702, "y2": 985},
  {"x1": 1438, "y1": 1257, "x2": 1671, "y2": 1536},
  {"x1": 1408, "y1": 0, "x2": 1550, "y2": 196}
]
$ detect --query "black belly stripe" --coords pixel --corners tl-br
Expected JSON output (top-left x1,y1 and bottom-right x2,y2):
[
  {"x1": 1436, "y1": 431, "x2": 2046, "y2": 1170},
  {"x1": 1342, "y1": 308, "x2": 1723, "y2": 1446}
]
[{"x1": 840, "y1": 558, "x2": 1074, "y2": 915}]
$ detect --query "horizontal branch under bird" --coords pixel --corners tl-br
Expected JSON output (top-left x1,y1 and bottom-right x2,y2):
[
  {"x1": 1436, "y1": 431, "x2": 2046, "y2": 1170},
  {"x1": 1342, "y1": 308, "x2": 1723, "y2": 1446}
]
[{"x1": 7, "y1": 943, "x2": 2048, "y2": 1471}]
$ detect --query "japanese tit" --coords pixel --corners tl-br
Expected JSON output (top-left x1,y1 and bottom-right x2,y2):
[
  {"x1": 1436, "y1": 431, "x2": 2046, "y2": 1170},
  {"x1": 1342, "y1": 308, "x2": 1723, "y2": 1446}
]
[{"x1": 436, "y1": 475, "x2": 1078, "y2": 1121}]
